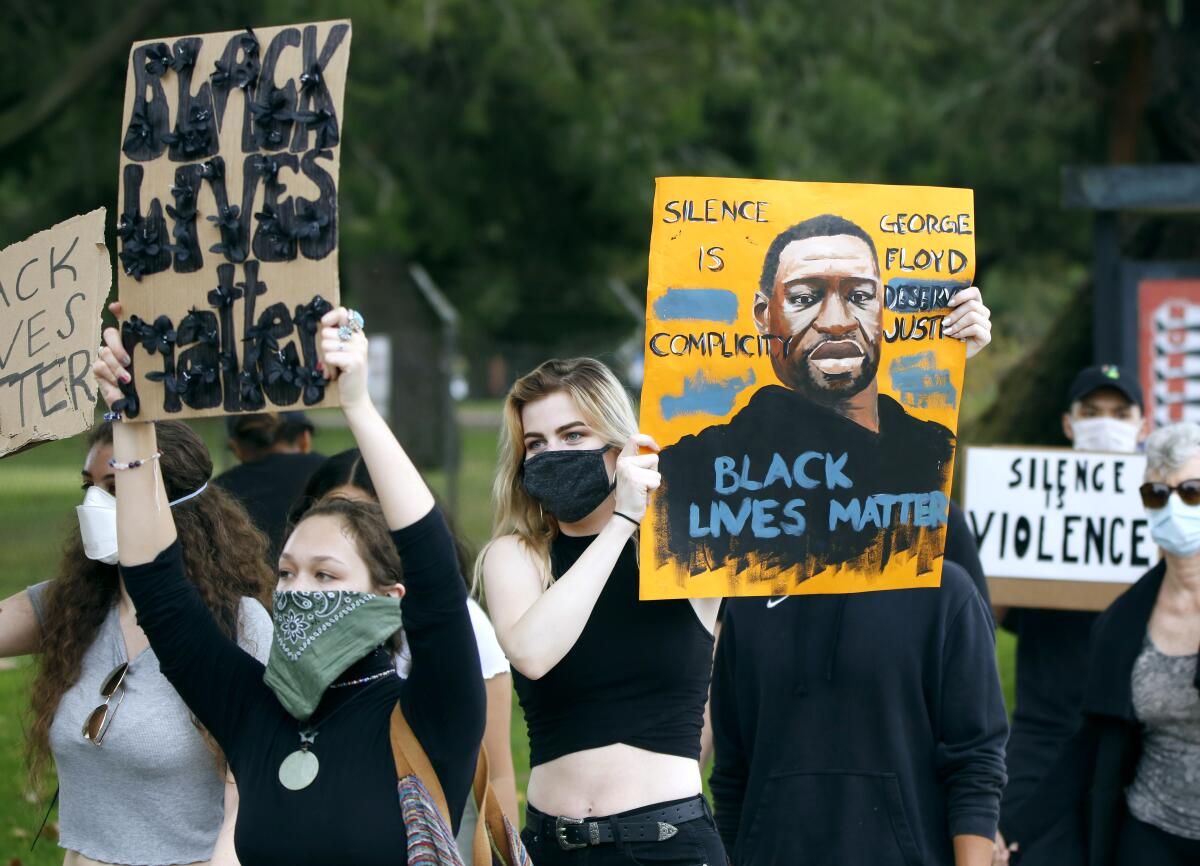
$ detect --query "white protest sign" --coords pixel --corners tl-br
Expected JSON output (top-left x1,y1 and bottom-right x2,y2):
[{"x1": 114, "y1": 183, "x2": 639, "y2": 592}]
[
  {"x1": 964, "y1": 445, "x2": 1152, "y2": 610},
  {"x1": 1, "y1": 209, "x2": 111, "y2": 457}
]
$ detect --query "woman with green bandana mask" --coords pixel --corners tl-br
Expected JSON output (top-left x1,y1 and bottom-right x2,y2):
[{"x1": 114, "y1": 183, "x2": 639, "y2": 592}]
[{"x1": 92, "y1": 302, "x2": 486, "y2": 866}]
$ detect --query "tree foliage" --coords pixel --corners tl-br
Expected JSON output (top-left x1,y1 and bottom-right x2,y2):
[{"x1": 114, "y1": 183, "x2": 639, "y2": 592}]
[{"x1": 1, "y1": 1, "x2": 1194, "y2": 409}]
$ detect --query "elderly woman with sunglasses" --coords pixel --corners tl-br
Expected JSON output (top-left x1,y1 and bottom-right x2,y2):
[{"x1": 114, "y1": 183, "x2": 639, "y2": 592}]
[
  {"x1": 1004, "y1": 421, "x2": 1200, "y2": 866},
  {"x1": 0, "y1": 412, "x2": 274, "y2": 866}
]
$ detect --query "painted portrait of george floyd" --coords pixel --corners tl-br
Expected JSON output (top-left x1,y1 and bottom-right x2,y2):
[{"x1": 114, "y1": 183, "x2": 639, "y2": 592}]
[{"x1": 640, "y1": 178, "x2": 974, "y2": 599}]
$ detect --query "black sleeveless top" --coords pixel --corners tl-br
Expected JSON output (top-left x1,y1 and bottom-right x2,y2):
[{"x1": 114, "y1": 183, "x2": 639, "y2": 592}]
[{"x1": 511, "y1": 532, "x2": 714, "y2": 767}]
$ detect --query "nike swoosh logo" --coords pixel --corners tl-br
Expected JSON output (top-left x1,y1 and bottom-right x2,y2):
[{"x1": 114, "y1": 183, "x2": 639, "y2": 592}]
[{"x1": 766, "y1": 596, "x2": 788, "y2": 609}]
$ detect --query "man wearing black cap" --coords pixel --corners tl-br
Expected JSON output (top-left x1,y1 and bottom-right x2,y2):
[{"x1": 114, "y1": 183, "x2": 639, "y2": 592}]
[
  {"x1": 997, "y1": 364, "x2": 1146, "y2": 865},
  {"x1": 214, "y1": 412, "x2": 327, "y2": 561}
]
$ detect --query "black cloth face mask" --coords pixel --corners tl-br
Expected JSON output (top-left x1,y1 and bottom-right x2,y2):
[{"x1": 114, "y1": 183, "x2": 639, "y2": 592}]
[{"x1": 522, "y1": 446, "x2": 615, "y2": 523}]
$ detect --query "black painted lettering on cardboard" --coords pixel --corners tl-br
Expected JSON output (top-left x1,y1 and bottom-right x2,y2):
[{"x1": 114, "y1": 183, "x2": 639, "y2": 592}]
[{"x1": 123, "y1": 43, "x2": 171, "y2": 161}]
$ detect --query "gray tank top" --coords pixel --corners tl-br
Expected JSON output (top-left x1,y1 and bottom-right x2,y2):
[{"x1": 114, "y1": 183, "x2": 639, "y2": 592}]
[
  {"x1": 27, "y1": 581, "x2": 273, "y2": 864},
  {"x1": 1124, "y1": 634, "x2": 1200, "y2": 841}
]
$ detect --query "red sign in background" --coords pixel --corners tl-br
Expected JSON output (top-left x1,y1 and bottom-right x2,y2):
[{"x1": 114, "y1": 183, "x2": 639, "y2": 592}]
[{"x1": 1140, "y1": 279, "x2": 1200, "y2": 430}]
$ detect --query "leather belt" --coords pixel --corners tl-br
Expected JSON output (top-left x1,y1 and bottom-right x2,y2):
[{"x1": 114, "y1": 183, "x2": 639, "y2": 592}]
[{"x1": 527, "y1": 797, "x2": 707, "y2": 851}]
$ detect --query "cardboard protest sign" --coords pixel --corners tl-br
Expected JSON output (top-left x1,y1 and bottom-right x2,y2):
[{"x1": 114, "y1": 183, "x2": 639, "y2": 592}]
[
  {"x1": 964, "y1": 445, "x2": 1150, "y2": 611},
  {"x1": 1, "y1": 209, "x2": 110, "y2": 457},
  {"x1": 1139, "y1": 279, "x2": 1200, "y2": 431},
  {"x1": 641, "y1": 177, "x2": 973, "y2": 599},
  {"x1": 112, "y1": 21, "x2": 351, "y2": 421}
]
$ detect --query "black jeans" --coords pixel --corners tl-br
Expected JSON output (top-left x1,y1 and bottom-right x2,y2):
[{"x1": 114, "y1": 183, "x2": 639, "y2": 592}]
[
  {"x1": 521, "y1": 796, "x2": 727, "y2": 866},
  {"x1": 1115, "y1": 814, "x2": 1200, "y2": 866}
]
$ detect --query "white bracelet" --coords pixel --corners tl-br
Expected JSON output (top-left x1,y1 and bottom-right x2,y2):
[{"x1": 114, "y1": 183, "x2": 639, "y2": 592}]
[{"x1": 108, "y1": 451, "x2": 162, "y2": 471}]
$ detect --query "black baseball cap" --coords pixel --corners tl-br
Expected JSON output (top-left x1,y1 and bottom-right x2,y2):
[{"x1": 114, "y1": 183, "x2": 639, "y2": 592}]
[
  {"x1": 225, "y1": 411, "x2": 314, "y2": 437},
  {"x1": 1066, "y1": 364, "x2": 1143, "y2": 410}
]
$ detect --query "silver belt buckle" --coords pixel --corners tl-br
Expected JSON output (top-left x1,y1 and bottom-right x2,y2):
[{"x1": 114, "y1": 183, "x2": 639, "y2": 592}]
[{"x1": 555, "y1": 816, "x2": 588, "y2": 851}]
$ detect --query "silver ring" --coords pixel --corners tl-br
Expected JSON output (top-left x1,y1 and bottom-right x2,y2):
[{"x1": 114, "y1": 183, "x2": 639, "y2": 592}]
[
  {"x1": 338, "y1": 341, "x2": 347, "y2": 351},
  {"x1": 348, "y1": 309, "x2": 364, "y2": 332},
  {"x1": 337, "y1": 324, "x2": 353, "y2": 341}
]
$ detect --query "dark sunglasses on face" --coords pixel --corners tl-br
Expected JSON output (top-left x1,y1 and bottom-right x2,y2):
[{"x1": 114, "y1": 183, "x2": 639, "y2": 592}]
[
  {"x1": 1139, "y1": 480, "x2": 1200, "y2": 510},
  {"x1": 82, "y1": 661, "x2": 128, "y2": 745}
]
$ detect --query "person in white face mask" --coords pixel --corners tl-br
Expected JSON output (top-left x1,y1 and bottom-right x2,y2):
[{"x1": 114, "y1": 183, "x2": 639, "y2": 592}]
[
  {"x1": 0, "y1": 421, "x2": 276, "y2": 866},
  {"x1": 1061, "y1": 365, "x2": 1148, "y2": 453},
  {"x1": 1005, "y1": 422, "x2": 1200, "y2": 865},
  {"x1": 997, "y1": 364, "x2": 1147, "y2": 865}
]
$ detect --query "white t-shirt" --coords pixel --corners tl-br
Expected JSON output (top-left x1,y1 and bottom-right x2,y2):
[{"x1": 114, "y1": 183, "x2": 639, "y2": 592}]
[{"x1": 396, "y1": 597, "x2": 509, "y2": 680}]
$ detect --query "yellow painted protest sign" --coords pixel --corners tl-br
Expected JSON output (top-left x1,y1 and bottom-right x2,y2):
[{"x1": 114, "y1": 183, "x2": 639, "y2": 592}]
[{"x1": 640, "y1": 177, "x2": 974, "y2": 598}]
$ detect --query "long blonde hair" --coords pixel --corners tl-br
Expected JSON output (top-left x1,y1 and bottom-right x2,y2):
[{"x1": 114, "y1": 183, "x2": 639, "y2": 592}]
[{"x1": 476, "y1": 358, "x2": 637, "y2": 590}]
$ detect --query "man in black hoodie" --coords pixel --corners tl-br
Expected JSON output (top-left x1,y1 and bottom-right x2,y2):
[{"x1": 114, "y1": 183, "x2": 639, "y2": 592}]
[
  {"x1": 706, "y1": 216, "x2": 1005, "y2": 865},
  {"x1": 710, "y1": 560, "x2": 1007, "y2": 865}
]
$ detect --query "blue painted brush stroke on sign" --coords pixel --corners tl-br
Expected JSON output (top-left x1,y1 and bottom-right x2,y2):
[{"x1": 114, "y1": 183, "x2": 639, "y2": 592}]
[
  {"x1": 889, "y1": 352, "x2": 957, "y2": 409},
  {"x1": 653, "y1": 288, "x2": 739, "y2": 324},
  {"x1": 661, "y1": 369, "x2": 756, "y2": 420}
]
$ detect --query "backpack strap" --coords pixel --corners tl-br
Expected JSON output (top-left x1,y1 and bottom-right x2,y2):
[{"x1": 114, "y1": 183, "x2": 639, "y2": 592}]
[
  {"x1": 472, "y1": 743, "x2": 526, "y2": 866},
  {"x1": 392, "y1": 702, "x2": 525, "y2": 866},
  {"x1": 389, "y1": 702, "x2": 452, "y2": 823}
]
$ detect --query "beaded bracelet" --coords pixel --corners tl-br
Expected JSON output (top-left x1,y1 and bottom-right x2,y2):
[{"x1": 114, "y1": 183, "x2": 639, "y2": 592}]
[
  {"x1": 102, "y1": 411, "x2": 122, "y2": 422},
  {"x1": 108, "y1": 451, "x2": 162, "y2": 471}
]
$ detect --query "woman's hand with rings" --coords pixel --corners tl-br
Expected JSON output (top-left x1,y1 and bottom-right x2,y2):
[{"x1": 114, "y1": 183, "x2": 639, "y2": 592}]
[{"x1": 320, "y1": 306, "x2": 370, "y2": 410}]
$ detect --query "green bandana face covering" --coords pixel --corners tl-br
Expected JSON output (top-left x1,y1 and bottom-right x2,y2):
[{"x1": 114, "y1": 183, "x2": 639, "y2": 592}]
[{"x1": 264, "y1": 591, "x2": 404, "y2": 721}]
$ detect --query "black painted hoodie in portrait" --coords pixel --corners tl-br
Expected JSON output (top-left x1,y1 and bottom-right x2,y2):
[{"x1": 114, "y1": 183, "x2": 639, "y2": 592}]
[
  {"x1": 655, "y1": 384, "x2": 955, "y2": 584},
  {"x1": 709, "y1": 561, "x2": 1008, "y2": 866}
]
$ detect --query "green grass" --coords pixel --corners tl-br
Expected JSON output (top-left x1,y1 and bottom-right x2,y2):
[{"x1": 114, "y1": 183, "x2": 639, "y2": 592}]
[{"x1": 0, "y1": 411, "x2": 1015, "y2": 861}]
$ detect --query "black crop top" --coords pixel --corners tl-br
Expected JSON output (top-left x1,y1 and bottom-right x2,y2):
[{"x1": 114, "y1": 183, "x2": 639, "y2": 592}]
[{"x1": 511, "y1": 532, "x2": 714, "y2": 767}]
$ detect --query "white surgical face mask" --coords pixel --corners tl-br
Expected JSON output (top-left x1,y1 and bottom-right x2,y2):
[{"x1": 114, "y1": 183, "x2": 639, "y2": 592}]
[
  {"x1": 1070, "y1": 417, "x2": 1140, "y2": 453},
  {"x1": 75, "y1": 482, "x2": 209, "y2": 565},
  {"x1": 76, "y1": 486, "x2": 119, "y2": 564},
  {"x1": 1148, "y1": 494, "x2": 1200, "y2": 558}
]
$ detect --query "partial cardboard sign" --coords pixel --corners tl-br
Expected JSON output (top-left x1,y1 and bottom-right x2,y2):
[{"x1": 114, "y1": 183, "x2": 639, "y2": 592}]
[
  {"x1": 964, "y1": 445, "x2": 1151, "y2": 611},
  {"x1": 112, "y1": 21, "x2": 351, "y2": 420},
  {"x1": 0, "y1": 209, "x2": 110, "y2": 457},
  {"x1": 1139, "y1": 279, "x2": 1200, "y2": 431},
  {"x1": 641, "y1": 177, "x2": 973, "y2": 599}
]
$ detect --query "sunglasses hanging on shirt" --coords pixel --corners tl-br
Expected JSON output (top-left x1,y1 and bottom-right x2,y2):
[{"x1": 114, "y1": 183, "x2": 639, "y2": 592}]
[{"x1": 82, "y1": 661, "x2": 129, "y2": 745}]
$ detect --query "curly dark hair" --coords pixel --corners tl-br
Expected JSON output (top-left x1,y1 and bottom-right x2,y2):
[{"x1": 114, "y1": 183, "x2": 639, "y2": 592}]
[{"x1": 27, "y1": 421, "x2": 275, "y2": 787}]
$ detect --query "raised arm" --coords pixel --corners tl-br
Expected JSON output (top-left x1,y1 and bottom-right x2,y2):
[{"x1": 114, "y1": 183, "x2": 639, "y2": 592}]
[
  {"x1": 319, "y1": 306, "x2": 485, "y2": 824},
  {"x1": 92, "y1": 309, "x2": 266, "y2": 748},
  {"x1": 318, "y1": 306, "x2": 434, "y2": 530},
  {"x1": 483, "y1": 435, "x2": 658, "y2": 680},
  {"x1": 95, "y1": 302, "x2": 176, "y2": 564}
]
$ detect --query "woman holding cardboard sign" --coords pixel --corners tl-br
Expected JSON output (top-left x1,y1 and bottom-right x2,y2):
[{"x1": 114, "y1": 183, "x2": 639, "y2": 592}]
[
  {"x1": 1005, "y1": 421, "x2": 1200, "y2": 866},
  {"x1": 92, "y1": 306, "x2": 490, "y2": 865}
]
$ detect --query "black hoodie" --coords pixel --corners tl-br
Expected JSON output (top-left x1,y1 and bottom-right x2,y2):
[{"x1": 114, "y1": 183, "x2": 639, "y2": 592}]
[{"x1": 711, "y1": 561, "x2": 1007, "y2": 866}]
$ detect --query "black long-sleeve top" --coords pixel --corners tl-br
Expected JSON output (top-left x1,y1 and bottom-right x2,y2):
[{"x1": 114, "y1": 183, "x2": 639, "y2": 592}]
[
  {"x1": 120, "y1": 508, "x2": 486, "y2": 865},
  {"x1": 710, "y1": 562, "x2": 1008, "y2": 866}
]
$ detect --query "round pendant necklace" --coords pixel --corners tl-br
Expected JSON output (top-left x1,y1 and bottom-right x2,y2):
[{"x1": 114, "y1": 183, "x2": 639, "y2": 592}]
[{"x1": 277, "y1": 668, "x2": 397, "y2": 792}]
